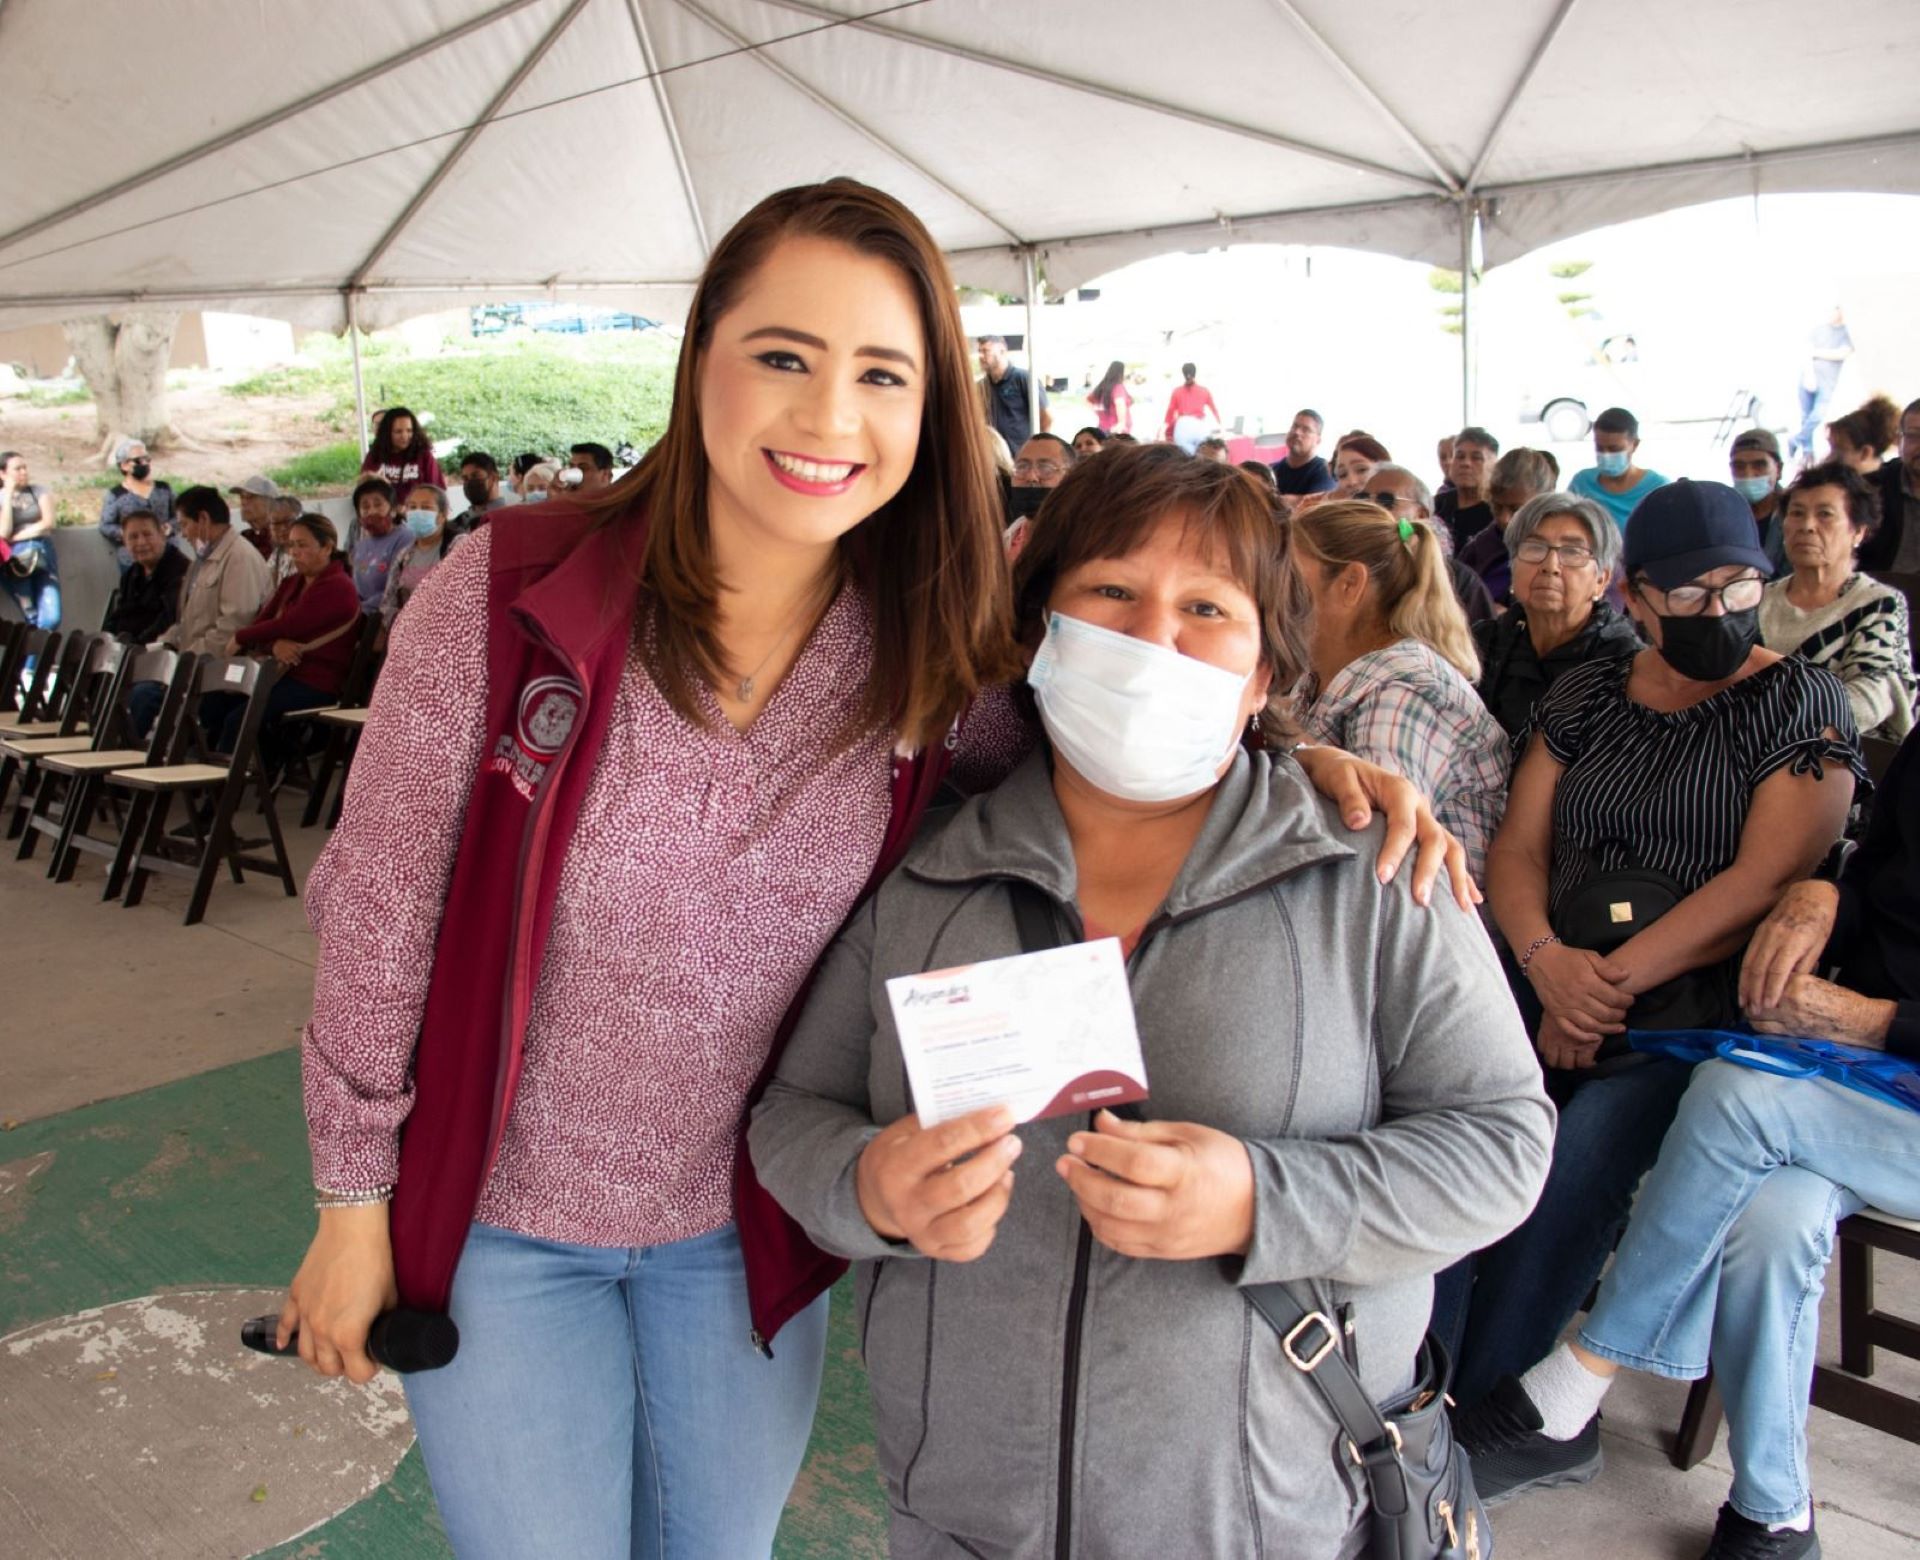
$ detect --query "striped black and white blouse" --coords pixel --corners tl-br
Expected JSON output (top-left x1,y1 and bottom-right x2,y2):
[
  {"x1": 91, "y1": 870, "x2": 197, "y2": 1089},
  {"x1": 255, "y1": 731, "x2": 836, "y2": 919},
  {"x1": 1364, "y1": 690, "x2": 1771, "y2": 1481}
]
[
  {"x1": 1759, "y1": 573, "x2": 1916, "y2": 743},
  {"x1": 1532, "y1": 653, "x2": 1867, "y2": 921}
]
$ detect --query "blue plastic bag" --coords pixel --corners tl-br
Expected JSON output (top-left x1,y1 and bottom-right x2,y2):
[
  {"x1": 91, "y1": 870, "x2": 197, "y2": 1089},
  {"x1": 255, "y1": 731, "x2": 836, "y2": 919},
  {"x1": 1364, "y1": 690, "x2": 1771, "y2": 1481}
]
[{"x1": 1629, "y1": 1028, "x2": 1920, "y2": 1116}]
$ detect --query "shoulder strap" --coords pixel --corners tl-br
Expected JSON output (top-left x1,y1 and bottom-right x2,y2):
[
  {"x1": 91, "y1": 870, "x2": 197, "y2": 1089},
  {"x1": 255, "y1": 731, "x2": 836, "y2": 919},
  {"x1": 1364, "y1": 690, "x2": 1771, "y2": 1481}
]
[{"x1": 1007, "y1": 877, "x2": 1063, "y2": 955}]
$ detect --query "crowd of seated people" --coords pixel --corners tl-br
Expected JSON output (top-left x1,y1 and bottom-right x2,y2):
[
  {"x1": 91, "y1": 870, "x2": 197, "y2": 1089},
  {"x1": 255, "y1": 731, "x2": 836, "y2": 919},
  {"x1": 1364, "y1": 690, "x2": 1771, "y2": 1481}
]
[{"x1": 995, "y1": 389, "x2": 1917, "y2": 1559}]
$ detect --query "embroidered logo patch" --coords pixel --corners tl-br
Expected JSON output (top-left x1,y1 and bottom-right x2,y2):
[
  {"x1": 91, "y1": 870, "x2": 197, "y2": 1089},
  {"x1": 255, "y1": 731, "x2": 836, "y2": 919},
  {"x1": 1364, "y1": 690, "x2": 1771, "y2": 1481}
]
[{"x1": 516, "y1": 676, "x2": 582, "y2": 759}]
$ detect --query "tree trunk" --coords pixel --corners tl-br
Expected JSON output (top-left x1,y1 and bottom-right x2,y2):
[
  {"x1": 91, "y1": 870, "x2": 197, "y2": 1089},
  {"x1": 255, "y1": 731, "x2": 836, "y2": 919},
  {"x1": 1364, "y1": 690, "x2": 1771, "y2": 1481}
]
[{"x1": 63, "y1": 310, "x2": 181, "y2": 454}]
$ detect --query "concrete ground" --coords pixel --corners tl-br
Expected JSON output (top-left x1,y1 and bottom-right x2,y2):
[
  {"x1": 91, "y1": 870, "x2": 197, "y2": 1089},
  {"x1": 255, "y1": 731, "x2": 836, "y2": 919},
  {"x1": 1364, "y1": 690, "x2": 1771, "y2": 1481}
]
[{"x1": 3, "y1": 804, "x2": 1917, "y2": 1558}]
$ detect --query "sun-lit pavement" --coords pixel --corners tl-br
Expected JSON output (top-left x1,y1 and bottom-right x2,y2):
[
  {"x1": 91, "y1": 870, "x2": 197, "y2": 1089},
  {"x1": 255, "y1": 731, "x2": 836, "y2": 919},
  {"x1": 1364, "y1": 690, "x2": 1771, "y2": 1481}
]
[{"x1": 3, "y1": 808, "x2": 1916, "y2": 1558}]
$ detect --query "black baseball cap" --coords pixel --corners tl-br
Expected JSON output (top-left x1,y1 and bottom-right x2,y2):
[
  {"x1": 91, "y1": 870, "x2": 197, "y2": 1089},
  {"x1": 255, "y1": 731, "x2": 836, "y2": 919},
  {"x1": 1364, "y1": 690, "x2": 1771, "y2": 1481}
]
[{"x1": 1623, "y1": 479, "x2": 1774, "y2": 590}]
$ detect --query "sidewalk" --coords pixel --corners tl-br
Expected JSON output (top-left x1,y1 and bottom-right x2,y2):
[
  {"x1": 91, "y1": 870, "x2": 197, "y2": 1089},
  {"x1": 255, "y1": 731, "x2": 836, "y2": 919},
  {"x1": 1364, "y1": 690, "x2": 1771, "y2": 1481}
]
[{"x1": 3, "y1": 822, "x2": 1916, "y2": 1557}]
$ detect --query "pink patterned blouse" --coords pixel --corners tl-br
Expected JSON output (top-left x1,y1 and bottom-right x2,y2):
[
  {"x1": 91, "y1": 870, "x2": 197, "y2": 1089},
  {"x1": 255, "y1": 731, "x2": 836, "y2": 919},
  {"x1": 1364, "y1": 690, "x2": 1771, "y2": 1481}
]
[{"x1": 302, "y1": 526, "x2": 1030, "y2": 1248}]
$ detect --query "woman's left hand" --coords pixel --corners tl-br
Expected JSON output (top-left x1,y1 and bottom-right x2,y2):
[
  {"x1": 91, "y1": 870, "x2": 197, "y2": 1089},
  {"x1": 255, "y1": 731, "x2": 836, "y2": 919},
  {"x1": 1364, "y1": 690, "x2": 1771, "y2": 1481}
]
[
  {"x1": 1292, "y1": 745, "x2": 1478, "y2": 911},
  {"x1": 1055, "y1": 1111, "x2": 1254, "y2": 1260},
  {"x1": 1536, "y1": 1010, "x2": 1604, "y2": 1070},
  {"x1": 1748, "y1": 973, "x2": 1895, "y2": 1049},
  {"x1": 272, "y1": 639, "x2": 303, "y2": 666}
]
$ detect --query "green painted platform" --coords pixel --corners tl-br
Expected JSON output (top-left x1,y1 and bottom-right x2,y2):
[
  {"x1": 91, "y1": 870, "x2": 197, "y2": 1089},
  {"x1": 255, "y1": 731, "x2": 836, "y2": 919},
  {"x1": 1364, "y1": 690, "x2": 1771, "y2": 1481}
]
[{"x1": 0, "y1": 1049, "x2": 888, "y2": 1558}]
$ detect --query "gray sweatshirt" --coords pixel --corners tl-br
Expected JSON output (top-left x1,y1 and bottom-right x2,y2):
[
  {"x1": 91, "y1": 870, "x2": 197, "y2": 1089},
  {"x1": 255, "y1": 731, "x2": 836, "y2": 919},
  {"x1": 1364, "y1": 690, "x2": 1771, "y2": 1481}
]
[{"x1": 751, "y1": 748, "x2": 1554, "y2": 1560}]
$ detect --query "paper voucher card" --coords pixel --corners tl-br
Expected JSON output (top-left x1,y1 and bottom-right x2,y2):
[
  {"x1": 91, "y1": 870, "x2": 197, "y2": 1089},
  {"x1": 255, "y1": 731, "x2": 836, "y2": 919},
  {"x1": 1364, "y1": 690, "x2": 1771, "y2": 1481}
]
[{"x1": 884, "y1": 938, "x2": 1150, "y2": 1127}]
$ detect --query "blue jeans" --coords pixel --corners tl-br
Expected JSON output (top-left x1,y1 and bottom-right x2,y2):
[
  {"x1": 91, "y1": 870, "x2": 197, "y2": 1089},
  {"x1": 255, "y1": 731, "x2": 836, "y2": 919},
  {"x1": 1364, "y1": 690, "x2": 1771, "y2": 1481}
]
[
  {"x1": 1578, "y1": 1062, "x2": 1920, "y2": 1523},
  {"x1": 4, "y1": 538, "x2": 61, "y2": 630},
  {"x1": 403, "y1": 1221, "x2": 828, "y2": 1560},
  {"x1": 1450, "y1": 1057, "x2": 1695, "y2": 1406},
  {"x1": 1792, "y1": 381, "x2": 1835, "y2": 461}
]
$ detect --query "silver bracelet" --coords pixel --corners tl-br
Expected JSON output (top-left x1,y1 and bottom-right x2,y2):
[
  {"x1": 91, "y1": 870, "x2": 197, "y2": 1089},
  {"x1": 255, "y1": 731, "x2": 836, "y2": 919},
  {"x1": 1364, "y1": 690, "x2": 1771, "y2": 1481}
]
[{"x1": 314, "y1": 1184, "x2": 394, "y2": 1210}]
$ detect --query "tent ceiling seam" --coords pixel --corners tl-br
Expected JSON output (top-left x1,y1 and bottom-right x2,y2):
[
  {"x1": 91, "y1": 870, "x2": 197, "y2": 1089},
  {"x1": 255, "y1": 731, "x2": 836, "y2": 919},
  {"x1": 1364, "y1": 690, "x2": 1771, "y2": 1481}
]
[
  {"x1": 669, "y1": 0, "x2": 1025, "y2": 246},
  {"x1": 1257, "y1": 0, "x2": 1463, "y2": 193},
  {"x1": 0, "y1": 0, "x2": 548, "y2": 256},
  {"x1": 1464, "y1": 0, "x2": 1579, "y2": 193},
  {"x1": 755, "y1": 0, "x2": 1446, "y2": 194},
  {"x1": 627, "y1": 0, "x2": 713, "y2": 257},
  {"x1": 349, "y1": 0, "x2": 595, "y2": 291}
]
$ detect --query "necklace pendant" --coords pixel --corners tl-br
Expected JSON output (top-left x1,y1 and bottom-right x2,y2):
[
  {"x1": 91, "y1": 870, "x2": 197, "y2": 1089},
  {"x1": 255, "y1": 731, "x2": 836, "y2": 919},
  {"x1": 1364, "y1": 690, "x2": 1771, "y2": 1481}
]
[{"x1": 736, "y1": 676, "x2": 754, "y2": 702}]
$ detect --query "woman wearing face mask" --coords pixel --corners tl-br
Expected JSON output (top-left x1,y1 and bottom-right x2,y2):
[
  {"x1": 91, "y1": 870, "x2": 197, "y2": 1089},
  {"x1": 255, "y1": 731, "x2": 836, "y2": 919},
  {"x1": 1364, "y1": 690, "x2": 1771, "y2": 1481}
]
[
  {"x1": 379, "y1": 483, "x2": 456, "y2": 638},
  {"x1": 98, "y1": 438, "x2": 176, "y2": 567},
  {"x1": 345, "y1": 477, "x2": 411, "y2": 617},
  {"x1": 752, "y1": 444, "x2": 1552, "y2": 1560},
  {"x1": 280, "y1": 181, "x2": 1471, "y2": 1560},
  {"x1": 1449, "y1": 479, "x2": 1866, "y2": 1413},
  {"x1": 1280, "y1": 497, "x2": 1513, "y2": 879},
  {"x1": 1, "y1": 451, "x2": 61, "y2": 631},
  {"x1": 357, "y1": 405, "x2": 444, "y2": 505}
]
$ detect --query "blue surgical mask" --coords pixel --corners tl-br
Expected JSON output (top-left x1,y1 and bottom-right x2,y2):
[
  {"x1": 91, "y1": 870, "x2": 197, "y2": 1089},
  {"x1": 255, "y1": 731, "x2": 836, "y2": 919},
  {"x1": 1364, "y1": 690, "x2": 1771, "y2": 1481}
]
[
  {"x1": 405, "y1": 511, "x2": 439, "y2": 538},
  {"x1": 520, "y1": 490, "x2": 547, "y2": 504},
  {"x1": 1732, "y1": 476, "x2": 1774, "y2": 505},
  {"x1": 1595, "y1": 450, "x2": 1631, "y2": 478}
]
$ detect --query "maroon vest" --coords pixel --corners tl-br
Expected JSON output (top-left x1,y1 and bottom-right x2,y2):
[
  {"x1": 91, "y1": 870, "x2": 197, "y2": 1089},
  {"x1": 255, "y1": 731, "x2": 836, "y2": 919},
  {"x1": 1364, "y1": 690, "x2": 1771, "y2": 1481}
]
[{"x1": 387, "y1": 505, "x2": 953, "y2": 1346}]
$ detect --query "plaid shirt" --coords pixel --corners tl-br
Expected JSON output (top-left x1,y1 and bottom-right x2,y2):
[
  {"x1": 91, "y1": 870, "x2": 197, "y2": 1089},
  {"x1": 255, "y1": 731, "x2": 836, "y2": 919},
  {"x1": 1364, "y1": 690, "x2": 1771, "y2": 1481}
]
[{"x1": 1286, "y1": 638, "x2": 1512, "y2": 878}]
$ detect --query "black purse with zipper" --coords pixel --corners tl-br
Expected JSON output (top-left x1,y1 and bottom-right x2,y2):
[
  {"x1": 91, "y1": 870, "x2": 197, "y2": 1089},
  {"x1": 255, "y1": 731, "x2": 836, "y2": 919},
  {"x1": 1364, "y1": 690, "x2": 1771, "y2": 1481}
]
[
  {"x1": 1005, "y1": 879, "x2": 1491, "y2": 1560},
  {"x1": 1549, "y1": 847, "x2": 1737, "y2": 1067}
]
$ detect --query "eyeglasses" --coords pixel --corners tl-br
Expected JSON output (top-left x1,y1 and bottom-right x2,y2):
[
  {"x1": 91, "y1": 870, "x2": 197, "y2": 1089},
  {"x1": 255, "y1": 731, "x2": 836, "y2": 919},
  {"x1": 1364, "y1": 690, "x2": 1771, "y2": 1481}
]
[
  {"x1": 1513, "y1": 539, "x2": 1596, "y2": 568},
  {"x1": 1361, "y1": 491, "x2": 1409, "y2": 511},
  {"x1": 1652, "y1": 575, "x2": 1766, "y2": 616},
  {"x1": 1013, "y1": 460, "x2": 1066, "y2": 481}
]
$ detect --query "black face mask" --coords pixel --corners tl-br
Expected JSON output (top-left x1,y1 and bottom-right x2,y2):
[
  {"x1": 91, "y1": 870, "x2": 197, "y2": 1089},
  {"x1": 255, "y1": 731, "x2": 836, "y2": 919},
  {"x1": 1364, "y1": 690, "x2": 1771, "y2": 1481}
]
[
  {"x1": 461, "y1": 476, "x2": 492, "y2": 507},
  {"x1": 1655, "y1": 608, "x2": 1760, "y2": 682},
  {"x1": 1007, "y1": 485, "x2": 1050, "y2": 522},
  {"x1": 128, "y1": 460, "x2": 151, "y2": 480}
]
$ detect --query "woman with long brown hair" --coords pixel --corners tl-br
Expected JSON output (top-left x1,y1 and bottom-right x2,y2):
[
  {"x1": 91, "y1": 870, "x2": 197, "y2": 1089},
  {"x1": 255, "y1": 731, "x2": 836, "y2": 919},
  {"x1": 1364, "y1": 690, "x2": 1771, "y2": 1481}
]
[{"x1": 275, "y1": 179, "x2": 1467, "y2": 1558}]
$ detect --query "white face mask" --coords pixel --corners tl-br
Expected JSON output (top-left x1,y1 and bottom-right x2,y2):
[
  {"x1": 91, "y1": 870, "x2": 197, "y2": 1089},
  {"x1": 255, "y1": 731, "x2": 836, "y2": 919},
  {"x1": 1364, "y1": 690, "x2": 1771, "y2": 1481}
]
[{"x1": 1028, "y1": 613, "x2": 1252, "y2": 803}]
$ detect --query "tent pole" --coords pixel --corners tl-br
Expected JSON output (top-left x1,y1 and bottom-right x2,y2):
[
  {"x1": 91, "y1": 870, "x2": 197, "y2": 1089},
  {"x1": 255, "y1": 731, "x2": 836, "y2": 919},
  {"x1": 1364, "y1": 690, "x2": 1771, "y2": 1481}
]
[
  {"x1": 1458, "y1": 201, "x2": 1474, "y2": 427},
  {"x1": 1022, "y1": 247, "x2": 1041, "y2": 436},
  {"x1": 348, "y1": 292, "x2": 370, "y2": 457}
]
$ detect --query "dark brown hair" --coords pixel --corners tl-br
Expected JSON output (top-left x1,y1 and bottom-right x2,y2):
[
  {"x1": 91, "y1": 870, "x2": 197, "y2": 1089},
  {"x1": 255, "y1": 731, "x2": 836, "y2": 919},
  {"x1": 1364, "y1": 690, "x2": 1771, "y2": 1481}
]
[
  {"x1": 1827, "y1": 394, "x2": 1899, "y2": 459},
  {"x1": 1786, "y1": 460, "x2": 1881, "y2": 536},
  {"x1": 1011, "y1": 441, "x2": 1287, "y2": 678},
  {"x1": 581, "y1": 178, "x2": 1020, "y2": 748}
]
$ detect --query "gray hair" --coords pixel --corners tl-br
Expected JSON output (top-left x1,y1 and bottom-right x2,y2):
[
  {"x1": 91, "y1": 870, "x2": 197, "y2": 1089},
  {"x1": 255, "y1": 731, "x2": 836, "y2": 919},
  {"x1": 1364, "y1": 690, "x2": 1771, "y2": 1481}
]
[
  {"x1": 1368, "y1": 463, "x2": 1433, "y2": 513},
  {"x1": 110, "y1": 437, "x2": 146, "y2": 467},
  {"x1": 1505, "y1": 491, "x2": 1621, "y2": 577}
]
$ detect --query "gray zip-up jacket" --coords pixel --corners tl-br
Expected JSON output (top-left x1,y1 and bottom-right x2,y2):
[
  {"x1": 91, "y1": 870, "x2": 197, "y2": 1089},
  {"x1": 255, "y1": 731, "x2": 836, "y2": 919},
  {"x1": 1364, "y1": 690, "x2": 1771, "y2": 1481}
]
[{"x1": 751, "y1": 748, "x2": 1553, "y2": 1560}]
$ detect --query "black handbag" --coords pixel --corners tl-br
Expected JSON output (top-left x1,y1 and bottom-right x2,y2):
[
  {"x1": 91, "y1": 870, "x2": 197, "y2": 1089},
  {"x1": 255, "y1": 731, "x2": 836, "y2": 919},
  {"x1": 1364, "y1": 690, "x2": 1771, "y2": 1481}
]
[
  {"x1": 1004, "y1": 879, "x2": 1490, "y2": 1560},
  {"x1": 1550, "y1": 850, "x2": 1736, "y2": 1061},
  {"x1": 1245, "y1": 1285, "x2": 1490, "y2": 1560}
]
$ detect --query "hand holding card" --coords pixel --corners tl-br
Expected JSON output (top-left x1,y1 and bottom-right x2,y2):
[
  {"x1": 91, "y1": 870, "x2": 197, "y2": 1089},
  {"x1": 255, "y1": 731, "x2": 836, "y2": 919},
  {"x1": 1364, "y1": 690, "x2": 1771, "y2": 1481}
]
[
  {"x1": 856, "y1": 1105, "x2": 1022, "y2": 1261},
  {"x1": 1056, "y1": 1110, "x2": 1256, "y2": 1262}
]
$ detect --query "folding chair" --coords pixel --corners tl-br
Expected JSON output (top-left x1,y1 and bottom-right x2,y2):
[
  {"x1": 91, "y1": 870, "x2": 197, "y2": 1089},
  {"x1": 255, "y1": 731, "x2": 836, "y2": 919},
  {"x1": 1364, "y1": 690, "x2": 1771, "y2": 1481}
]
[
  {"x1": 3, "y1": 635, "x2": 132, "y2": 842},
  {"x1": 1673, "y1": 1209, "x2": 1920, "y2": 1466},
  {"x1": 33, "y1": 649, "x2": 196, "y2": 881},
  {"x1": 289, "y1": 615, "x2": 384, "y2": 828},
  {"x1": 0, "y1": 620, "x2": 23, "y2": 704},
  {"x1": 103, "y1": 656, "x2": 300, "y2": 925},
  {"x1": 0, "y1": 628, "x2": 70, "y2": 732}
]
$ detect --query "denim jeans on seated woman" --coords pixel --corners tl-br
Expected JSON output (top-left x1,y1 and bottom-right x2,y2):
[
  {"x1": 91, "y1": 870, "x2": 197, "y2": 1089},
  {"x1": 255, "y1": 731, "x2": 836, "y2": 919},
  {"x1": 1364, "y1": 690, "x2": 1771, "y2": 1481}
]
[
  {"x1": 1448, "y1": 1056, "x2": 1695, "y2": 1407},
  {"x1": 1578, "y1": 1061, "x2": 1920, "y2": 1524},
  {"x1": 402, "y1": 1220, "x2": 828, "y2": 1560},
  {"x1": 3, "y1": 538, "x2": 61, "y2": 630}
]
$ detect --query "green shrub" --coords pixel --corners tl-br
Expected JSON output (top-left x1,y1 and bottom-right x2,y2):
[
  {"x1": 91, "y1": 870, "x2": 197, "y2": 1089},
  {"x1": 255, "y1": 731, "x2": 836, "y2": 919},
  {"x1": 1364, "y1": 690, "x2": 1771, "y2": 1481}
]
[
  {"x1": 227, "y1": 335, "x2": 680, "y2": 465},
  {"x1": 268, "y1": 442, "x2": 364, "y2": 492},
  {"x1": 22, "y1": 383, "x2": 92, "y2": 408},
  {"x1": 1548, "y1": 260, "x2": 1593, "y2": 279}
]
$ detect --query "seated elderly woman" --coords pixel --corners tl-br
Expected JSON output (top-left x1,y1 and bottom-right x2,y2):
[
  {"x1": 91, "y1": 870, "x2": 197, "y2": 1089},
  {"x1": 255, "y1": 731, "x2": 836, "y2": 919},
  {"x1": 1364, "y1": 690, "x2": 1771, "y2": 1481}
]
[
  {"x1": 1280, "y1": 495, "x2": 1513, "y2": 877},
  {"x1": 381, "y1": 483, "x2": 457, "y2": 638},
  {"x1": 1450, "y1": 480, "x2": 1866, "y2": 1413},
  {"x1": 1759, "y1": 460, "x2": 1915, "y2": 742},
  {"x1": 750, "y1": 444, "x2": 1553, "y2": 1560},
  {"x1": 1357, "y1": 461, "x2": 1497, "y2": 626},
  {"x1": 1458, "y1": 447, "x2": 1559, "y2": 602},
  {"x1": 1474, "y1": 491, "x2": 1640, "y2": 738},
  {"x1": 1462, "y1": 722, "x2": 1920, "y2": 1559},
  {"x1": 209, "y1": 513, "x2": 361, "y2": 771}
]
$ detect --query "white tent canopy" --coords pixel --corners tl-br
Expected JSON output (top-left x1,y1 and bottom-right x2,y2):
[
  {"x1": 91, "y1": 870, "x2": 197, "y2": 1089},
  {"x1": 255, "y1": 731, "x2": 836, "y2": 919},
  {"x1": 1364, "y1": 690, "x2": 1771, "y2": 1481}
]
[{"x1": 1, "y1": 0, "x2": 1916, "y2": 334}]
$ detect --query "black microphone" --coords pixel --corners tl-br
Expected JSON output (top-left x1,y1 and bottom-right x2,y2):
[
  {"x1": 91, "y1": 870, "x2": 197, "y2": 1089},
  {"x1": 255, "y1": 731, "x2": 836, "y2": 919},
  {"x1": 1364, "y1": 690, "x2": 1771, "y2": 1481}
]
[{"x1": 240, "y1": 1309, "x2": 459, "y2": 1373}]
